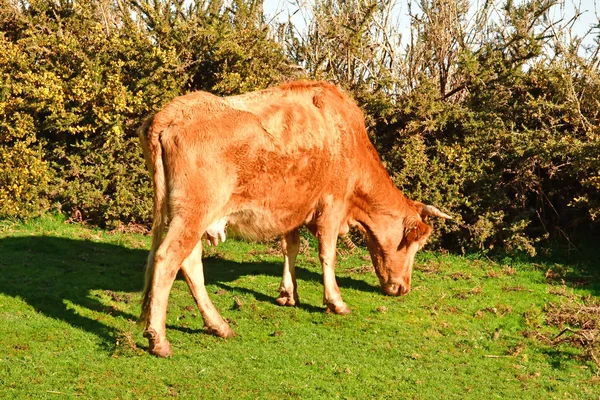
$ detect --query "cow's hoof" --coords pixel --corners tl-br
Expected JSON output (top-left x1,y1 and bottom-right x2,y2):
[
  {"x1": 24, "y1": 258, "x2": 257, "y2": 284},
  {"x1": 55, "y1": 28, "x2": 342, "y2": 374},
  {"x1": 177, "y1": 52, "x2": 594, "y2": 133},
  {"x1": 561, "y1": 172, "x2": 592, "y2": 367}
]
[
  {"x1": 206, "y1": 324, "x2": 234, "y2": 339},
  {"x1": 144, "y1": 330, "x2": 173, "y2": 358},
  {"x1": 325, "y1": 302, "x2": 352, "y2": 315},
  {"x1": 276, "y1": 292, "x2": 299, "y2": 307},
  {"x1": 150, "y1": 341, "x2": 173, "y2": 358}
]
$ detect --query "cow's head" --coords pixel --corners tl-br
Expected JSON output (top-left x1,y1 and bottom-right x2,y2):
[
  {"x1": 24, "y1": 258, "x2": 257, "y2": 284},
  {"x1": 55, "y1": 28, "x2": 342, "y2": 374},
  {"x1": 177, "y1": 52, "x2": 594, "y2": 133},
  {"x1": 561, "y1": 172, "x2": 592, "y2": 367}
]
[{"x1": 364, "y1": 202, "x2": 451, "y2": 296}]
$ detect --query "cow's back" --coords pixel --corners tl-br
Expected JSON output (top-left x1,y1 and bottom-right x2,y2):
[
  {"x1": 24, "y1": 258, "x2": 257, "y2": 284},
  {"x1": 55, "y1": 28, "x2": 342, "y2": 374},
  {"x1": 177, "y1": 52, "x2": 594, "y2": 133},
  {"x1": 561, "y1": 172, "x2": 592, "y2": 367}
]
[
  {"x1": 227, "y1": 81, "x2": 366, "y2": 157},
  {"x1": 153, "y1": 81, "x2": 375, "y2": 239}
]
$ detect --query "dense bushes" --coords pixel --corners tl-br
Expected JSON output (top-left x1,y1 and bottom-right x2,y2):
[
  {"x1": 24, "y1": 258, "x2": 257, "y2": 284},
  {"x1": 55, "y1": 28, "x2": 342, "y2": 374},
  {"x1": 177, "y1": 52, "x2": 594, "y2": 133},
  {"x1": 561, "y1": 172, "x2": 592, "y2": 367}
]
[
  {"x1": 0, "y1": 0, "x2": 183, "y2": 226},
  {"x1": 0, "y1": 0, "x2": 294, "y2": 227},
  {"x1": 386, "y1": 61, "x2": 600, "y2": 254},
  {"x1": 0, "y1": 0, "x2": 598, "y2": 253},
  {"x1": 289, "y1": 0, "x2": 599, "y2": 253}
]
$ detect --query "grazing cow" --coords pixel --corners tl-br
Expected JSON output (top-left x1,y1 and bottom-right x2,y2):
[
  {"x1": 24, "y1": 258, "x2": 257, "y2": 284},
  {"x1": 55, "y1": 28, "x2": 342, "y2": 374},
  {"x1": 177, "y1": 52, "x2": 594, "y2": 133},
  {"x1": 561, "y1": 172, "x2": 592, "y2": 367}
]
[{"x1": 138, "y1": 81, "x2": 451, "y2": 357}]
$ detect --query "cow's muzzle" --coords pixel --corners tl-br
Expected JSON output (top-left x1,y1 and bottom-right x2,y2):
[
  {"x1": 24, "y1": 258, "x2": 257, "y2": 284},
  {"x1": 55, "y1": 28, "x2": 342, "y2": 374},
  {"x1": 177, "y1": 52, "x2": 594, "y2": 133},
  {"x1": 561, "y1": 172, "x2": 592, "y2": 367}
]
[{"x1": 381, "y1": 282, "x2": 411, "y2": 296}]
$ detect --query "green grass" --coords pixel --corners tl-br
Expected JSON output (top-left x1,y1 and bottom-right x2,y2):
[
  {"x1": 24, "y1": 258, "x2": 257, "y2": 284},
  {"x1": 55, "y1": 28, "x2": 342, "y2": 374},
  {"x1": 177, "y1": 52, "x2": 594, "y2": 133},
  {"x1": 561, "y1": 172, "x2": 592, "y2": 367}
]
[{"x1": 1, "y1": 215, "x2": 599, "y2": 398}]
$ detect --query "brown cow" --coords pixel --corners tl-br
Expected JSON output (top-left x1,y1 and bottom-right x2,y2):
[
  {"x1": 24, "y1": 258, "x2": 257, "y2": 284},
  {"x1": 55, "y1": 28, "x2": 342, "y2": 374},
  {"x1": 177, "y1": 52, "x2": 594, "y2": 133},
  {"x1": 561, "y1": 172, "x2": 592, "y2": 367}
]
[{"x1": 138, "y1": 81, "x2": 451, "y2": 357}]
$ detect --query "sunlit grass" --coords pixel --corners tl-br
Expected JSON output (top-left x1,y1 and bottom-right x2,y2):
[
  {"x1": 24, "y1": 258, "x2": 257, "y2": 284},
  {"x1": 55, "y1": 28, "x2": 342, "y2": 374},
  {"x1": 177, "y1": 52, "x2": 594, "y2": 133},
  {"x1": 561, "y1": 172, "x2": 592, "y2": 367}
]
[{"x1": 0, "y1": 215, "x2": 598, "y2": 398}]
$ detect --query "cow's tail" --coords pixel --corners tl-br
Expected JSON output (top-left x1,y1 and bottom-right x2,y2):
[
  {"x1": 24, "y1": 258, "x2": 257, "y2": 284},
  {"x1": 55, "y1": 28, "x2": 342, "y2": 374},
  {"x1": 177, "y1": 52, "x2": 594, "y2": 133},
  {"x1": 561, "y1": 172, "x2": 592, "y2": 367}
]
[{"x1": 137, "y1": 114, "x2": 167, "y2": 326}]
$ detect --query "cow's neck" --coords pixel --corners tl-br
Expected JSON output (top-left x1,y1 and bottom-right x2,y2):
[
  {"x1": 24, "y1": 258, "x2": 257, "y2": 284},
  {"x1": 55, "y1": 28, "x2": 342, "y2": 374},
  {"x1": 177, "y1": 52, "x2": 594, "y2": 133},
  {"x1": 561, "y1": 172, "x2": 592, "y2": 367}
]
[{"x1": 351, "y1": 161, "x2": 409, "y2": 240}]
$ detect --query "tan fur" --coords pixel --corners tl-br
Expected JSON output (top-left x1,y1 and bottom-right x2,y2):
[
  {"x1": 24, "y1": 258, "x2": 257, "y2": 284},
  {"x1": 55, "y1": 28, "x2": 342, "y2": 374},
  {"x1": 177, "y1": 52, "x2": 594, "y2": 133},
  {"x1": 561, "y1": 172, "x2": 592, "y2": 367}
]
[
  {"x1": 137, "y1": 114, "x2": 165, "y2": 325},
  {"x1": 138, "y1": 80, "x2": 450, "y2": 356}
]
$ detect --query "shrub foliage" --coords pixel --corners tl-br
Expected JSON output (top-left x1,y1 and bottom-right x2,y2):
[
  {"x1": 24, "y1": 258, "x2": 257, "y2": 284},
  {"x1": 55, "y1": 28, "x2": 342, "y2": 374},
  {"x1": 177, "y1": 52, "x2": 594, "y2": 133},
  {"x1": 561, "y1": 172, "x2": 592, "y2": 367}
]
[
  {"x1": 287, "y1": 0, "x2": 600, "y2": 253},
  {"x1": 0, "y1": 0, "x2": 598, "y2": 253},
  {"x1": 0, "y1": 0, "x2": 294, "y2": 227}
]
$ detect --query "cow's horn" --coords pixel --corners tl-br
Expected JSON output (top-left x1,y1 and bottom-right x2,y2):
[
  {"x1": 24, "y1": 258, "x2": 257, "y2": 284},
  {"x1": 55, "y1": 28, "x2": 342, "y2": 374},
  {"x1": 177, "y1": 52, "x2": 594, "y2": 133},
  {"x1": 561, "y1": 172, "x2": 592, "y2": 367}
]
[{"x1": 421, "y1": 205, "x2": 452, "y2": 219}]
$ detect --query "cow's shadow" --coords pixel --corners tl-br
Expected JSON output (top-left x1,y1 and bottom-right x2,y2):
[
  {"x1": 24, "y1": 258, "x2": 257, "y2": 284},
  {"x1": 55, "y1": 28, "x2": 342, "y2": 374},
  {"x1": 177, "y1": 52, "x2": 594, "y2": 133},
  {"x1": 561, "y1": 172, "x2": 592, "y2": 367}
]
[{"x1": 0, "y1": 235, "x2": 379, "y2": 349}]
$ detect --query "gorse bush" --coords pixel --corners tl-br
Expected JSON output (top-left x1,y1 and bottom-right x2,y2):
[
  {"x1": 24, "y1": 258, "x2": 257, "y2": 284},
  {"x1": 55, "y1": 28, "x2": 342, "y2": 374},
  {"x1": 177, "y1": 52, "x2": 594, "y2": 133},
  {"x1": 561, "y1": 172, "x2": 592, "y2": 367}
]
[
  {"x1": 288, "y1": 0, "x2": 599, "y2": 254},
  {"x1": 0, "y1": 6, "x2": 51, "y2": 219},
  {"x1": 0, "y1": 0, "x2": 598, "y2": 253},
  {"x1": 0, "y1": 0, "x2": 295, "y2": 228},
  {"x1": 0, "y1": 0, "x2": 185, "y2": 226}
]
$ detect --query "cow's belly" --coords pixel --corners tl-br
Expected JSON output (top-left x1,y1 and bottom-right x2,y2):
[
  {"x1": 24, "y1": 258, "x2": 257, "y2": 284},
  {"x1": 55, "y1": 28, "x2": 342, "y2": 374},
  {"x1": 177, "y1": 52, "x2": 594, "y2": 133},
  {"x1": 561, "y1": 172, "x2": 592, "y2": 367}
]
[{"x1": 222, "y1": 203, "x2": 313, "y2": 241}]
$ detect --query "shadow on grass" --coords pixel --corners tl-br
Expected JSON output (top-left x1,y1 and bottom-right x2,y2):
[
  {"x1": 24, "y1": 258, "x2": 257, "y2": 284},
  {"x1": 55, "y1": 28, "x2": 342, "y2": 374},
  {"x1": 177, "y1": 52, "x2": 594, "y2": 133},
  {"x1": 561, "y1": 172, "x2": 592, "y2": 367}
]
[
  {"x1": 541, "y1": 244, "x2": 600, "y2": 296},
  {"x1": 483, "y1": 239, "x2": 600, "y2": 297},
  {"x1": 0, "y1": 235, "x2": 379, "y2": 351},
  {"x1": 542, "y1": 348, "x2": 586, "y2": 370}
]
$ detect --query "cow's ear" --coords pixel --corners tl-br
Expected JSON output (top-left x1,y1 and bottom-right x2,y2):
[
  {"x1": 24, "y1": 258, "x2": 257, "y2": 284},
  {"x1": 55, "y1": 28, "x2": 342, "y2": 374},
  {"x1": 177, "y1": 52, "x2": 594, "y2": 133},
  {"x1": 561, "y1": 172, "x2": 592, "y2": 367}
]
[
  {"x1": 405, "y1": 221, "x2": 432, "y2": 243},
  {"x1": 412, "y1": 201, "x2": 427, "y2": 222}
]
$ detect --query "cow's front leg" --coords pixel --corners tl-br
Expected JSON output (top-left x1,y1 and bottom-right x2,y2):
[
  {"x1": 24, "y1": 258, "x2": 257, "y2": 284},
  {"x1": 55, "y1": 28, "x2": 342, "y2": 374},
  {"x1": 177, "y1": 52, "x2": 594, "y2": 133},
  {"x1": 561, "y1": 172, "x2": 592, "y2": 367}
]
[
  {"x1": 180, "y1": 240, "x2": 233, "y2": 339},
  {"x1": 276, "y1": 229, "x2": 300, "y2": 306},
  {"x1": 318, "y1": 226, "x2": 351, "y2": 315}
]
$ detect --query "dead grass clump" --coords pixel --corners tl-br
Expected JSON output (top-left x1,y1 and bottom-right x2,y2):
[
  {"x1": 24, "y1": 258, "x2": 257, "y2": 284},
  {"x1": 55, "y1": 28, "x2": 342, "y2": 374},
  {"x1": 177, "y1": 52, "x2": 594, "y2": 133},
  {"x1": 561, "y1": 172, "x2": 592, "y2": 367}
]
[
  {"x1": 547, "y1": 283, "x2": 579, "y2": 299},
  {"x1": 337, "y1": 236, "x2": 359, "y2": 257},
  {"x1": 249, "y1": 240, "x2": 282, "y2": 257},
  {"x1": 111, "y1": 222, "x2": 150, "y2": 235},
  {"x1": 418, "y1": 262, "x2": 443, "y2": 275},
  {"x1": 347, "y1": 264, "x2": 374, "y2": 274},
  {"x1": 453, "y1": 287, "x2": 482, "y2": 299},
  {"x1": 299, "y1": 237, "x2": 311, "y2": 256},
  {"x1": 486, "y1": 269, "x2": 501, "y2": 278},
  {"x1": 104, "y1": 290, "x2": 132, "y2": 304},
  {"x1": 112, "y1": 329, "x2": 144, "y2": 357},
  {"x1": 544, "y1": 264, "x2": 568, "y2": 282},
  {"x1": 535, "y1": 294, "x2": 600, "y2": 370},
  {"x1": 449, "y1": 271, "x2": 472, "y2": 281},
  {"x1": 474, "y1": 304, "x2": 512, "y2": 318},
  {"x1": 501, "y1": 284, "x2": 533, "y2": 293}
]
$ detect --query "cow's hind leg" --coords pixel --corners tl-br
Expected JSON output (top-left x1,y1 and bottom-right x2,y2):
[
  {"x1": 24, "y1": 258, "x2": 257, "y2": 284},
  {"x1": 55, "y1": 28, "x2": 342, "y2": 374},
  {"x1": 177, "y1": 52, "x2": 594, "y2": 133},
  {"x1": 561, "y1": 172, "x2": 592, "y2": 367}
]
[
  {"x1": 139, "y1": 216, "x2": 165, "y2": 325},
  {"x1": 276, "y1": 229, "x2": 300, "y2": 306},
  {"x1": 143, "y1": 216, "x2": 202, "y2": 357},
  {"x1": 180, "y1": 241, "x2": 233, "y2": 338}
]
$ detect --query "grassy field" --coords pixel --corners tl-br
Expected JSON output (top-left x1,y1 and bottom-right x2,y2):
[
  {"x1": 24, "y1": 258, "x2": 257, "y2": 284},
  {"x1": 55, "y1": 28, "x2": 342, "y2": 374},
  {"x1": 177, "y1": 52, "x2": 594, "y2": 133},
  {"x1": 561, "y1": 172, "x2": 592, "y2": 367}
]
[{"x1": 0, "y1": 215, "x2": 599, "y2": 399}]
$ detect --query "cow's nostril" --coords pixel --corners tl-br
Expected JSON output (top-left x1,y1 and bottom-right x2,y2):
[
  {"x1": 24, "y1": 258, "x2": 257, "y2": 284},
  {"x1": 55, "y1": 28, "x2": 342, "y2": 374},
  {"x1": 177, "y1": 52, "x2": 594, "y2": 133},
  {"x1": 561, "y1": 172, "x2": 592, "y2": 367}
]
[{"x1": 398, "y1": 285, "x2": 411, "y2": 296}]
